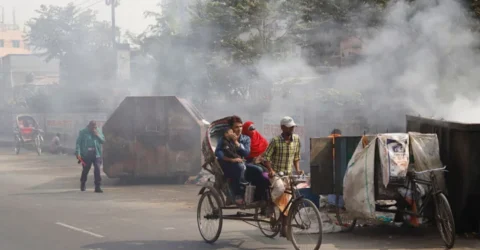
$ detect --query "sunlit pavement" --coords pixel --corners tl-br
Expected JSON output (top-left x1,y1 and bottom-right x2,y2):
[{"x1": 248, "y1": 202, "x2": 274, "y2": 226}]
[{"x1": 0, "y1": 147, "x2": 479, "y2": 250}]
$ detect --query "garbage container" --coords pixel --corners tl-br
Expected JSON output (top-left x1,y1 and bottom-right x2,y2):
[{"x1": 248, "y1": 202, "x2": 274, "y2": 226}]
[{"x1": 407, "y1": 115, "x2": 480, "y2": 233}]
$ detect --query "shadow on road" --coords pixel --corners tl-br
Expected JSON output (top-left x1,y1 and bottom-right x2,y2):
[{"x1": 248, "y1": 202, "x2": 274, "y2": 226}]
[{"x1": 83, "y1": 240, "x2": 288, "y2": 250}]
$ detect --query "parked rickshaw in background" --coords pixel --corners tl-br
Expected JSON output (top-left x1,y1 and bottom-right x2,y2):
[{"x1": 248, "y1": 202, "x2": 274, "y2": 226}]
[
  {"x1": 310, "y1": 132, "x2": 455, "y2": 249},
  {"x1": 13, "y1": 115, "x2": 44, "y2": 155},
  {"x1": 197, "y1": 117, "x2": 323, "y2": 250}
]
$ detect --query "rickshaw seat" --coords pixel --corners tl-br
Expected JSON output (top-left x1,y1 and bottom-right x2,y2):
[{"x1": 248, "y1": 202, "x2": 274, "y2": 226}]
[{"x1": 20, "y1": 127, "x2": 33, "y2": 134}]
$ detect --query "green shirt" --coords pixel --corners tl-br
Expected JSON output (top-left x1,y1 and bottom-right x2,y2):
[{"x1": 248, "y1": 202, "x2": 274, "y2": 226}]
[{"x1": 75, "y1": 128, "x2": 105, "y2": 158}]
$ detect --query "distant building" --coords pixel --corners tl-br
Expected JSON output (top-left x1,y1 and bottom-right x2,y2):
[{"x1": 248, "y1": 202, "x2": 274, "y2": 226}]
[
  {"x1": 340, "y1": 36, "x2": 362, "y2": 67},
  {"x1": 0, "y1": 24, "x2": 30, "y2": 57},
  {"x1": 0, "y1": 54, "x2": 59, "y2": 107}
]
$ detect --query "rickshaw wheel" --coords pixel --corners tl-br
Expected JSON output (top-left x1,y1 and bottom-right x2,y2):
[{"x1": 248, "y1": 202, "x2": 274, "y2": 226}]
[
  {"x1": 197, "y1": 190, "x2": 223, "y2": 244},
  {"x1": 287, "y1": 198, "x2": 323, "y2": 250},
  {"x1": 336, "y1": 208, "x2": 357, "y2": 232},
  {"x1": 434, "y1": 193, "x2": 455, "y2": 249},
  {"x1": 255, "y1": 202, "x2": 281, "y2": 238},
  {"x1": 14, "y1": 137, "x2": 20, "y2": 155},
  {"x1": 35, "y1": 136, "x2": 42, "y2": 156}
]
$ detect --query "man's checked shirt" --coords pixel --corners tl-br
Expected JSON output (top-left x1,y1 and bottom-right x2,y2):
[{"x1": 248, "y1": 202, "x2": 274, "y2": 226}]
[{"x1": 264, "y1": 134, "x2": 301, "y2": 174}]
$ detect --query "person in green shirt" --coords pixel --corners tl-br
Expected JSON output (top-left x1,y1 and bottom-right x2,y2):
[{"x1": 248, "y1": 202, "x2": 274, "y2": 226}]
[{"x1": 76, "y1": 121, "x2": 105, "y2": 193}]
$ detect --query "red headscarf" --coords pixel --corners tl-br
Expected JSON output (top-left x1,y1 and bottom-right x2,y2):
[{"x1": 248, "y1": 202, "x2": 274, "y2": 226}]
[{"x1": 242, "y1": 121, "x2": 269, "y2": 159}]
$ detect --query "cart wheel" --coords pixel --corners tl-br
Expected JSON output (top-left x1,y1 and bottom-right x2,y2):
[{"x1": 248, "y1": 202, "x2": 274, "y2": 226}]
[
  {"x1": 14, "y1": 137, "x2": 20, "y2": 155},
  {"x1": 35, "y1": 136, "x2": 42, "y2": 156},
  {"x1": 255, "y1": 202, "x2": 281, "y2": 238},
  {"x1": 434, "y1": 193, "x2": 455, "y2": 249},
  {"x1": 197, "y1": 190, "x2": 223, "y2": 244},
  {"x1": 288, "y1": 198, "x2": 323, "y2": 250},
  {"x1": 336, "y1": 207, "x2": 357, "y2": 232}
]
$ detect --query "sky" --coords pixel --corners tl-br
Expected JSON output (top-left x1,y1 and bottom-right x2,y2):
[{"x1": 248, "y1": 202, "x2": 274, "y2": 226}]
[{"x1": 1, "y1": 0, "x2": 159, "y2": 34}]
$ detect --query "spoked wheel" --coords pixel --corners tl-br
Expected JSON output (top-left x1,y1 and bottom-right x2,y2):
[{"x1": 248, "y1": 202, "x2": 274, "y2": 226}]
[
  {"x1": 287, "y1": 198, "x2": 323, "y2": 250},
  {"x1": 35, "y1": 136, "x2": 42, "y2": 156},
  {"x1": 197, "y1": 190, "x2": 223, "y2": 244},
  {"x1": 434, "y1": 193, "x2": 455, "y2": 249},
  {"x1": 255, "y1": 202, "x2": 281, "y2": 238},
  {"x1": 14, "y1": 137, "x2": 20, "y2": 155}
]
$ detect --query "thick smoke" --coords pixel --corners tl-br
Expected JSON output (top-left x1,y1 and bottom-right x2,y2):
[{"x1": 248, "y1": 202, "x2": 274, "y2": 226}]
[
  {"x1": 131, "y1": 0, "x2": 480, "y2": 129},
  {"x1": 329, "y1": 0, "x2": 480, "y2": 124}
]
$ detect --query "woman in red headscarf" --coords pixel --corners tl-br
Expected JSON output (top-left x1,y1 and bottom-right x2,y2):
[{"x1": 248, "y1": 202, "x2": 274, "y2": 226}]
[
  {"x1": 242, "y1": 121, "x2": 270, "y2": 202},
  {"x1": 242, "y1": 121, "x2": 269, "y2": 162}
]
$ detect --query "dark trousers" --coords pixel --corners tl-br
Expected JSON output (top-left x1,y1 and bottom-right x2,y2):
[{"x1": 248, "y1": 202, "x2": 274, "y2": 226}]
[
  {"x1": 81, "y1": 157, "x2": 103, "y2": 186},
  {"x1": 220, "y1": 161, "x2": 246, "y2": 197},
  {"x1": 245, "y1": 164, "x2": 269, "y2": 201}
]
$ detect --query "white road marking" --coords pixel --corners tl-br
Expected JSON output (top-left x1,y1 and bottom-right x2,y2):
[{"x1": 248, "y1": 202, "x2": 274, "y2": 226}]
[
  {"x1": 55, "y1": 222, "x2": 104, "y2": 238},
  {"x1": 163, "y1": 227, "x2": 175, "y2": 230}
]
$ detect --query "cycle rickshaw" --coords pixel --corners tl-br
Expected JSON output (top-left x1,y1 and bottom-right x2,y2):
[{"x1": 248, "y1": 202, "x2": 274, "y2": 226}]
[
  {"x1": 310, "y1": 132, "x2": 455, "y2": 248},
  {"x1": 196, "y1": 117, "x2": 323, "y2": 250},
  {"x1": 13, "y1": 115, "x2": 44, "y2": 155}
]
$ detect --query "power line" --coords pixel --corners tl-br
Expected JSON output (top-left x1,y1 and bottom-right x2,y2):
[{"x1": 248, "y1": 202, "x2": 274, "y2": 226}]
[
  {"x1": 81, "y1": 0, "x2": 104, "y2": 11},
  {"x1": 74, "y1": 0, "x2": 95, "y2": 6}
]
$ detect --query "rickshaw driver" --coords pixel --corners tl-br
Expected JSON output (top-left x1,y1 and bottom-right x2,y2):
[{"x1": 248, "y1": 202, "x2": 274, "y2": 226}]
[
  {"x1": 263, "y1": 116, "x2": 304, "y2": 177},
  {"x1": 263, "y1": 116, "x2": 304, "y2": 237}
]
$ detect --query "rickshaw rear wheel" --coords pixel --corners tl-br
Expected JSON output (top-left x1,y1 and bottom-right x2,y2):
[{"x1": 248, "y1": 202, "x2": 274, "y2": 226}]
[
  {"x1": 35, "y1": 136, "x2": 42, "y2": 156},
  {"x1": 287, "y1": 198, "x2": 323, "y2": 250},
  {"x1": 255, "y1": 202, "x2": 281, "y2": 238},
  {"x1": 197, "y1": 190, "x2": 223, "y2": 244},
  {"x1": 434, "y1": 193, "x2": 455, "y2": 249}
]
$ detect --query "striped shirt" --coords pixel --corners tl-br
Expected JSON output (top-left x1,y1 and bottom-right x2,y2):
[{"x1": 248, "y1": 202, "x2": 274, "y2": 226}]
[{"x1": 264, "y1": 134, "x2": 301, "y2": 174}]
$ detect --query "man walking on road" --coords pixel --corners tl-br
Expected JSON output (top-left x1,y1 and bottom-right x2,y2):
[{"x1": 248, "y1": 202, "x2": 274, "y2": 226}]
[{"x1": 76, "y1": 121, "x2": 105, "y2": 193}]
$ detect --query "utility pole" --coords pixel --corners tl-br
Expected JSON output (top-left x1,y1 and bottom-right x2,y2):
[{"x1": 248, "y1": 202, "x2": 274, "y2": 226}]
[{"x1": 106, "y1": 0, "x2": 117, "y2": 82}]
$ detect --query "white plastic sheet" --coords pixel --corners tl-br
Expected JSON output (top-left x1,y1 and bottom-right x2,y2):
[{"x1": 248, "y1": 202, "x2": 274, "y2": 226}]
[
  {"x1": 378, "y1": 133, "x2": 409, "y2": 187},
  {"x1": 343, "y1": 136, "x2": 376, "y2": 219}
]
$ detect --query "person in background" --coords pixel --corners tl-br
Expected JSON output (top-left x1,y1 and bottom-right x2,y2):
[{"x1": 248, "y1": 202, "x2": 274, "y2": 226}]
[
  {"x1": 329, "y1": 128, "x2": 342, "y2": 138},
  {"x1": 50, "y1": 133, "x2": 64, "y2": 154},
  {"x1": 76, "y1": 121, "x2": 105, "y2": 193},
  {"x1": 215, "y1": 116, "x2": 251, "y2": 205}
]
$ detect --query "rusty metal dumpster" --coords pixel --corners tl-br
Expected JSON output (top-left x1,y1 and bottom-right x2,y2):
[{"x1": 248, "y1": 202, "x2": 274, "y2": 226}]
[
  {"x1": 406, "y1": 115, "x2": 480, "y2": 233},
  {"x1": 102, "y1": 96, "x2": 207, "y2": 183}
]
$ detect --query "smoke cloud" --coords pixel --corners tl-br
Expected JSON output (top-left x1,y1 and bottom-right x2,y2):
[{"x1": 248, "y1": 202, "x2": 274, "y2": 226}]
[{"x1": 129, "y1": 0, "x2": 480, "y2": 133}]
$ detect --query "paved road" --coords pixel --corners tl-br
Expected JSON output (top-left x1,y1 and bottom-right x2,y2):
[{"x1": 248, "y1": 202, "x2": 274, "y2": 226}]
[{"x1": 0, "y1": 147, "x2": 479, "y2": 250}]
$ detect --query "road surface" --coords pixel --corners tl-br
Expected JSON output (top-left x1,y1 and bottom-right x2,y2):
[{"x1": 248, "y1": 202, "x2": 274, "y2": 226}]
[{"x1": 0, "y1": 147, "x2": 479, "y2": 250}]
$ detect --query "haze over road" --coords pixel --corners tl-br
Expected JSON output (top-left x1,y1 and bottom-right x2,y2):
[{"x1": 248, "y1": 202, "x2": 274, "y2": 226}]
[{"x1": 0, "y1": 147, "x2": 479, "y2": 250}]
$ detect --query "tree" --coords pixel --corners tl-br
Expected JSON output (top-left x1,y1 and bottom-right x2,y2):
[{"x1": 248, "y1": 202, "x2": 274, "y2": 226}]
[
  {"x1": 25, "y1": 3, "x2": 116, "y2": 86},
  {"x1": 281, "y1": 0, "x2": 386, "y2": 67}
]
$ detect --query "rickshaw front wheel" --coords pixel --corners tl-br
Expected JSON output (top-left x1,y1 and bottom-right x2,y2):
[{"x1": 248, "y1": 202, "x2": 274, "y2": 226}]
[
  {"x1": 13, "y1": 136, "x2": 20, "y2": 155},
  {"x1": 34, "y1": 136, "x2": 42, "y2": 156},
  {"x1": 287, "y1": 198, "x2": 323, "y2": 250},
  {"x1": 197, "y1": 190, "x2": 223, "y2": 244}
]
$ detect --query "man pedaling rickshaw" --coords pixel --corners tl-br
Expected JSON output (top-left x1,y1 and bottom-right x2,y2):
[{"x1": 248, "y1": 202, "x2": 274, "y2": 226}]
[{"x1": 263, "y1": 116, "x2": 304, "y2": 237}]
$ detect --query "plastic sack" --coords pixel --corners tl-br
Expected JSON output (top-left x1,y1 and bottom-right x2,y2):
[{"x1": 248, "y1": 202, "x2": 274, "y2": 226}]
[
  {"x1": 270, "y1": 176, "x2": 285, "y2": 201},
  {"x1": 275, "y1": 192, "x2": 292, "y2": 216}
]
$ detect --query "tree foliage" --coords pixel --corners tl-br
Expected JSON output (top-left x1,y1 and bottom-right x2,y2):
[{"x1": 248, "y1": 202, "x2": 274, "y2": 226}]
[{"x1": 25, "y1": 3, "x2": 116, "y2": 86}]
